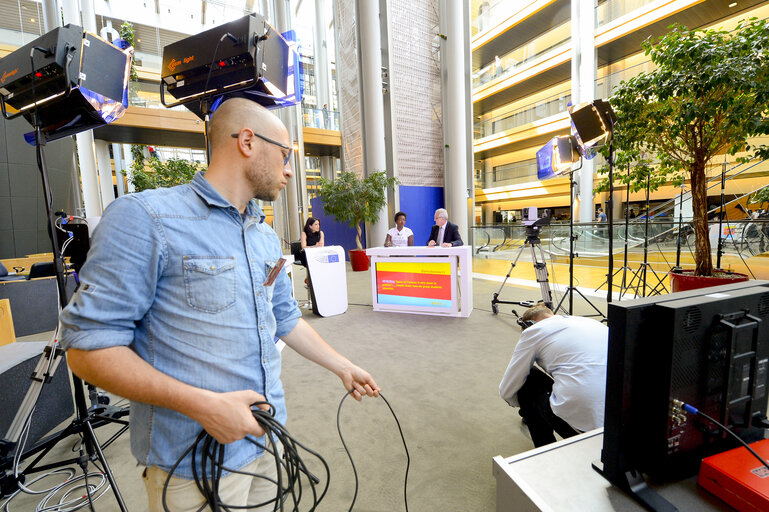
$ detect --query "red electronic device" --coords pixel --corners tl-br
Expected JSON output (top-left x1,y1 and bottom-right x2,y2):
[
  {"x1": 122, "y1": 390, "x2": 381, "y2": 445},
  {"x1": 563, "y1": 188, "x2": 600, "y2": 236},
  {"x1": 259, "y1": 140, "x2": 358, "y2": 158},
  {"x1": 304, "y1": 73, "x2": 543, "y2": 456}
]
[{"x1": 698, "y1": 439, "x2": 769, "y2": 512}]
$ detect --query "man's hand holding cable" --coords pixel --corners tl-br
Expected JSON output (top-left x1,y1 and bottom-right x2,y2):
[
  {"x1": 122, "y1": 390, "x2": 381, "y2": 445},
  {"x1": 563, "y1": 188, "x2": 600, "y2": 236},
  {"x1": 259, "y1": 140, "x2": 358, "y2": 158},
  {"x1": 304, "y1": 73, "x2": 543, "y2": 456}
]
[
  {"x1": 337, "y1": 364, "x2": 380, "y2": 401},
  {"x1": 192, "y1": 389, "x2": 270, "y2": 444}
]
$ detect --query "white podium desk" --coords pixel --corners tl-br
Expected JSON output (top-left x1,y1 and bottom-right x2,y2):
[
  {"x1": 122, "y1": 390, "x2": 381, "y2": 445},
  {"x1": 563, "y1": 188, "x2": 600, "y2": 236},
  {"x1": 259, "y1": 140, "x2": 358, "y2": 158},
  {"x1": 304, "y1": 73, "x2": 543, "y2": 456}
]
[{"x1": 365, "y1": 246, "x2": 472, "y2": 317}]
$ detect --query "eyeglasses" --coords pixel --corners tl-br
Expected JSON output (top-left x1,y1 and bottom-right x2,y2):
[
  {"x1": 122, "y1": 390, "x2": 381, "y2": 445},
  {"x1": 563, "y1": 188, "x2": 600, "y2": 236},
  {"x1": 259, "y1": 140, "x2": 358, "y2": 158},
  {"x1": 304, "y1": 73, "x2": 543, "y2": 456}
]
[{"x1": 231, "y1": 130, "x2": 292, "y2": 165}]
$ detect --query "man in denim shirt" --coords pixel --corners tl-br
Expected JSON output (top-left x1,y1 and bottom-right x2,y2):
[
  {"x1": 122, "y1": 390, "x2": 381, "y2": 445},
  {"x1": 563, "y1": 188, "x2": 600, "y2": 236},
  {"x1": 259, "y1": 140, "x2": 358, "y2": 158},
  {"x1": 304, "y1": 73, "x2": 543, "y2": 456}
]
[{"x1": 60, "y1": 98, "x2": 379, "y2": 511}]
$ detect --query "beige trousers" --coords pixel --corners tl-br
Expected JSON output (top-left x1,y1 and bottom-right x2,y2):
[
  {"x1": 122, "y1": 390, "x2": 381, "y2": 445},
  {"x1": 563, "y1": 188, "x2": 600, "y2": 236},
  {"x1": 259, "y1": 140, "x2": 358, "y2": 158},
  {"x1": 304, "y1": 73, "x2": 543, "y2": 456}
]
[{"x1": 143, "y1": 450, "x2": 281, "y2": 512}]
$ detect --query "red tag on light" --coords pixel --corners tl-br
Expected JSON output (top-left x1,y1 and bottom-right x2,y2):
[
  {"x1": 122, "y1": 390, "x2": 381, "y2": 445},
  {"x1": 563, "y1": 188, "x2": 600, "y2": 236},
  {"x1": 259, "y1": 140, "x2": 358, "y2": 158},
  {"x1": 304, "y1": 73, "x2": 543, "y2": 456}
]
[
  {"x1": 218, "y1": 61, "x2": 226, "y2": 67},
  {"x1": 35, "y1": 72, "x2": 43, "y2": 78}
]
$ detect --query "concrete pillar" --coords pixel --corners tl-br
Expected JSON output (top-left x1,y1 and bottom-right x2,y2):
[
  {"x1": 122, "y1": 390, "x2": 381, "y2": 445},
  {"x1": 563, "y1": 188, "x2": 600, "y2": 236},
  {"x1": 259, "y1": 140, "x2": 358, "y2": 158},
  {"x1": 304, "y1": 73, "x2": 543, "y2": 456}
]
[
  {"x1": 94, "y1": 140, "x2": 116, "y2": 210},
  {"x1": 572, "y1": 0, "x2": 597, "y2": 223},
  {"x1": 483, "y1": 203, "x2": 494, "y2": 225},
  {"x1": 122, "y1": 144, "x2": 135, "y2": 192},
  {"x1": 314, "y1": 0, "x2": 331, "y2": 111},
  {"x1": 112, "y1": 143, "x2": 126, "y2": 196},
  {"x1": 61, "y1": 0, "x2": 103, "y2": 217},
  {"x1": 274, "y1": 0, "x2": 303, "y2": 240},
  {"x1": 441, "y1": 0, "x2": 470, "y2": 241},
  {"x1": 42, "y1": 0, "x2": 59, "y2": 32},
  {"x1": 320, "y1": 156, "x2": 334, "y2": 181},
  {"x1": 357, "y1": 0, "x2": 389, "y2": 247},
  {"x1": 79, "y1": 0, "x2": 96, "y2": 32},
  {"x1": 483, "y1": 159, "x2": 493, "y2": 188}
]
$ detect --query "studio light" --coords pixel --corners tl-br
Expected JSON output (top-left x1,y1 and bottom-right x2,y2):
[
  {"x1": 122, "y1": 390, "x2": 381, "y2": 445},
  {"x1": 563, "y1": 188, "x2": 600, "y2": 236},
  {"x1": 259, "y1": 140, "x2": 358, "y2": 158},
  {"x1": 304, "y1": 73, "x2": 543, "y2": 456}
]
[
  {"x1": 568, "y1": 99, "x2": 616, "y2": 158},
  {"x1": 536, "y1": 135, "x2": 578, "y2": 180},
  {"x1": 160, "y1": 13, "x2": 301, "y2": 119},
  {"x1": 0, "y1": 25, "x2": 132, "y2": 143}
]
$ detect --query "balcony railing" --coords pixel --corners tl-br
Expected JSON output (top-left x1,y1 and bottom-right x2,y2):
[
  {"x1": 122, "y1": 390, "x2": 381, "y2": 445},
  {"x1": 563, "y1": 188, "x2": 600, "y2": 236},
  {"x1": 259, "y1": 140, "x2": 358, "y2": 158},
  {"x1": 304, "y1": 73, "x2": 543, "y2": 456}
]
[
  {"x1": 478, "y1": 159, "x2": 539, "y2": 188},
  {"x1": 596, "y1": 0, "x2": 658, "y2": 27},
  {"x1": 475, "y1": 88, "x2": 571, "y2": 139},
  {"x1": 471, "y1": 0, "x2": 538, "y2": 37},
  {"x1": 472, "y1": 22, "x2": 571, "y2": 89},
  {"x1": 302, "y1": 107, "x2": 340, "y2": 130}
]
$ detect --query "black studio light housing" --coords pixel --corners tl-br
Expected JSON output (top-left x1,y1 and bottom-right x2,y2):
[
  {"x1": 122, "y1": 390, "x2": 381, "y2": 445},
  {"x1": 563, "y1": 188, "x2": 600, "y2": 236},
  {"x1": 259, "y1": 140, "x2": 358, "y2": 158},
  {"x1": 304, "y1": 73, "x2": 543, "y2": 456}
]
[
  {"x1": 160, "y1": 13, "x2": 302, "y2": 119},
  {"x1": 568, "y1": 99, "x2": 617, "y2": 159},
  {"x1": 0, "y1": 24, "x2": 132, "y2": 143}
]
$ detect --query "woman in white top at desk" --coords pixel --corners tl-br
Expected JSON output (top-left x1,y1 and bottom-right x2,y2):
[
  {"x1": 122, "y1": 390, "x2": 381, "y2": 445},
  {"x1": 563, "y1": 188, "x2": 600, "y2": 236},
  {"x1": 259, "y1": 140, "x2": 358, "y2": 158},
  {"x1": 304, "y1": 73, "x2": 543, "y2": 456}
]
[{"x1": 384, "y1": 211, "x2": 414, "y2": 247}]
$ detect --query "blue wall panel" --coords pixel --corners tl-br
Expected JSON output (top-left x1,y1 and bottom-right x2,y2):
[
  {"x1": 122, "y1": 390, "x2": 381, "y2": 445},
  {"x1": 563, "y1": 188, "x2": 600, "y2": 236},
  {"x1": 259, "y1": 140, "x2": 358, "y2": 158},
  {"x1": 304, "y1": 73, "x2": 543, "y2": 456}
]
[
  {"x1": 309, "y1": 197, "x2": 366, "y2": 260},
  {"x1": 398, "y1": 186, "x2": 444, "y2": 246}
]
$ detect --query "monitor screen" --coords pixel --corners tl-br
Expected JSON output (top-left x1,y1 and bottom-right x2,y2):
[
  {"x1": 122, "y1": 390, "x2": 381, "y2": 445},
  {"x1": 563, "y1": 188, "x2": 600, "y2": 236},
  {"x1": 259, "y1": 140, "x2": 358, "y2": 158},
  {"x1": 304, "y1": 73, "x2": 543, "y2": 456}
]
[
  {"x1": 373, "y1": 257, "x2": 457, "y2": 313},
  {"x1": 599, "y1": 281, "x2": 769, "y2": 491}
]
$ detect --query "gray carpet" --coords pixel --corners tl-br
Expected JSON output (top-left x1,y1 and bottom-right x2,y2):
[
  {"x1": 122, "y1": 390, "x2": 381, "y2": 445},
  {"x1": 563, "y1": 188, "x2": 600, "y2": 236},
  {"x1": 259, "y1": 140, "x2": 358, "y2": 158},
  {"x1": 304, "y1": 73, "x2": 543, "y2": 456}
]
[{"x1": 6, "y1": 266, "x2": 607, "y2": 511}]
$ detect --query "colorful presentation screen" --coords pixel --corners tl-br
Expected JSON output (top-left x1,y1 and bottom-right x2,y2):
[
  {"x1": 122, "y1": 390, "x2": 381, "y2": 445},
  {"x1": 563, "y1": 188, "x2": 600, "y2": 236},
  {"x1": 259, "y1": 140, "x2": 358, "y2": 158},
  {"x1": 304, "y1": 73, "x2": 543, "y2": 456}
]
[{"x1": 374, "y1": 258, "x2": 457, "y2": 313}]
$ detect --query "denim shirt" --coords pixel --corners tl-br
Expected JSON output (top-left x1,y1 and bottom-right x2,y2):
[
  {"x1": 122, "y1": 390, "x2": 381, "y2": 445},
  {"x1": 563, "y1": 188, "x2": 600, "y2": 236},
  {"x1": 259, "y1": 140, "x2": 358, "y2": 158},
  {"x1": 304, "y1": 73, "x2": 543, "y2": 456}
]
[{"x1": 60, "y1": 172, "x2": 301, "y2": 478}]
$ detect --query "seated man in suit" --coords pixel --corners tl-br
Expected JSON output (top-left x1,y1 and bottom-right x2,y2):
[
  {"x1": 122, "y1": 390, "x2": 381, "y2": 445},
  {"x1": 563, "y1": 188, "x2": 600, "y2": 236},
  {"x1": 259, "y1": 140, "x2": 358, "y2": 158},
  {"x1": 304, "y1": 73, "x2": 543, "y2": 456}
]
[
  {"x1": 499, "y1": 305, "x2": 608, "y2": 447},
  {"x1": 427, "y1": 208, "x2": 463, "y2": 247}
]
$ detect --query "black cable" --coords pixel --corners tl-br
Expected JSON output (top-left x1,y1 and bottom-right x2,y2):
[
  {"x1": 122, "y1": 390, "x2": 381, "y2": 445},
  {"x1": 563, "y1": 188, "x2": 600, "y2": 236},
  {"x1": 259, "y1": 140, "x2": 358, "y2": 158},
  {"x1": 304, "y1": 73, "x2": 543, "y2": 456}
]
[
  {"x1": 336, "y1": 391, "x2": 410, "y2": 512},
  {"x1": 682, "y1": 402, "x2": 769, "y2": 472},
  {"x1": 163, "y1": 401, "x2": 329, "y2": 512}
]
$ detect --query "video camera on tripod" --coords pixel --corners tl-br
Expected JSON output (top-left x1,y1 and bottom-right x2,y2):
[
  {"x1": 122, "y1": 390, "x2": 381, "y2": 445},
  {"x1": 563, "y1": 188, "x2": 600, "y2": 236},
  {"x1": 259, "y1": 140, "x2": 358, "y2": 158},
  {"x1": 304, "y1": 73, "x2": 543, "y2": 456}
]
[{"x1": 491, "y1": 207, "x2": 555, "y2": 318}]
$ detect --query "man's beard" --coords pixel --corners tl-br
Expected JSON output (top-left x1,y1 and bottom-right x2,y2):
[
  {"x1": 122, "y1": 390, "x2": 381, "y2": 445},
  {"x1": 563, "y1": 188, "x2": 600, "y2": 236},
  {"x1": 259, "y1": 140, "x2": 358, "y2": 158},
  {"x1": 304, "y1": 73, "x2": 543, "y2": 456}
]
[{"x1": 247, "y1": 165, "x2": 280, "y2": 202}]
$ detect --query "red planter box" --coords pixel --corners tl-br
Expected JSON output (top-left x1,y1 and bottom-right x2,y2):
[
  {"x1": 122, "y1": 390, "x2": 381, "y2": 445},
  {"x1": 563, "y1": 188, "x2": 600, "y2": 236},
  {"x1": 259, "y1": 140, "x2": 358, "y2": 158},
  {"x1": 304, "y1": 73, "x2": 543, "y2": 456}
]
[
  {"x1": 669, "y1": 269, "x2": 750, "y2": 293},
  {"x1": 349, "y1": 249, "x2": 370, "y2": 272}
]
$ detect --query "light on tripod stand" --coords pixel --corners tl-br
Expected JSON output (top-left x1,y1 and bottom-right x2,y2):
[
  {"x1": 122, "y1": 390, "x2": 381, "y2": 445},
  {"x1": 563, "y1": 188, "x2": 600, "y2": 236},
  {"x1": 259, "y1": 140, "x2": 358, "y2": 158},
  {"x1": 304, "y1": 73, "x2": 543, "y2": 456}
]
[
  {"x1": 568, "y1": 99, "x2": 616, "y2": 158},
  {"x1": 569, "y1": 98, "x2": 618, "y2": 305},
  {"x1": 536, "y1": 135, "x2": 579, "y2": 180}
]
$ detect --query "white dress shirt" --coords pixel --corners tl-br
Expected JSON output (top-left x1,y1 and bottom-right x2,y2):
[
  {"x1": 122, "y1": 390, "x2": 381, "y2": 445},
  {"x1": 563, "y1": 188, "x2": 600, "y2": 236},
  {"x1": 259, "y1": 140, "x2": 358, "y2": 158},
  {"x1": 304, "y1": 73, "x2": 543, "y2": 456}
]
[
  {"x1": 499, "y1": 315, "x2": 608, "y2": 431},
  {"x1": 387, "y1": 226, "x2": 413, "y2": 247}
]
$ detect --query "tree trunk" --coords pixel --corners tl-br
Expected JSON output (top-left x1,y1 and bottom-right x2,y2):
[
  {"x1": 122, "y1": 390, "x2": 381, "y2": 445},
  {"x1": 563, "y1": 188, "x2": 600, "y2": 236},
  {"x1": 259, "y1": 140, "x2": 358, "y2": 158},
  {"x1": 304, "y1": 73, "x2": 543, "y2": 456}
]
[
  {"x1": 690, "y1": 162, "x2": 714, "y2": 276},
  {"x1": 356, "y1": 223, "x2": 363, "y2": 250}
]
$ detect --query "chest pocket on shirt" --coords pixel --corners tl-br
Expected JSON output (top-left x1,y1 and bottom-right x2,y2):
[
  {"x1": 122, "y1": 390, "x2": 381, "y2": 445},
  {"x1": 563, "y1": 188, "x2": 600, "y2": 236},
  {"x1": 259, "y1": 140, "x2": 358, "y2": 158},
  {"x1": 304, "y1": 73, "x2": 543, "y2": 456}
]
[{"x1": 183, "y1": 256, "x2": 236, "y2": 313}]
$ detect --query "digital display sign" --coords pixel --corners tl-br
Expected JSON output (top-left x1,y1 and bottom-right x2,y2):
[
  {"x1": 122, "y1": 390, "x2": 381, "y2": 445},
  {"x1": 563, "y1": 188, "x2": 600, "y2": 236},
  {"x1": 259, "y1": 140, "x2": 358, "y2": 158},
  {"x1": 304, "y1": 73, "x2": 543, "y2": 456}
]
[{"x1": 375, "y1": 261, "x2": 453, "y2": 309}]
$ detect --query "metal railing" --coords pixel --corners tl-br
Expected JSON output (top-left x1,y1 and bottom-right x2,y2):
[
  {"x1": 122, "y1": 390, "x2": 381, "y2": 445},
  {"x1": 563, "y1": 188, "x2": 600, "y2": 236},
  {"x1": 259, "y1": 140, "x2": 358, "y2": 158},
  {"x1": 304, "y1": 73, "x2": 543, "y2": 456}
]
[
  {"x1": 472, "y1": 22, "x2": 571, "y2": 88},
  {"x1": 302, "y1": 107, "x2": 339, "y2": 130},
  {"x1": 596, "y1": 0, "x2": 658, "y2": 27}
]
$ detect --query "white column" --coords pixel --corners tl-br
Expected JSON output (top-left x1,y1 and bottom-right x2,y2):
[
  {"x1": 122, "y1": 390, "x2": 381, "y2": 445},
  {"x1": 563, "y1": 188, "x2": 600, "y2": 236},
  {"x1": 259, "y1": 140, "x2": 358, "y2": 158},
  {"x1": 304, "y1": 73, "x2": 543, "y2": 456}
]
[
  {"x1": 112, "y1": 143, "x2": 126, "y2": 196},
  {"x1": 442, "y1": 0, "x2": 470, "y2": 241},
  {"x1": 94, "y1": 140, "x2": 116, "y2": 210},
  {"x1": 572, "y1": 0, "x2": 597, "y2": 223},
  {"x1": 42, "y1": 0, "x2": 59, "y2": 32},
  {"x1": 79, "y1": 0, "x2": 96, "y2": 32},
  {"x1": 61, "y1": 0, "x2": 103, "y2": 217},
  {"x1": 314, "y1": 0, "x2": 331, "y2": 111},
  {"x1": 122, "y1": 144, "x2": 135, "y2": 192},
  {"x1": 320, "y1": 156, "x2": 334, "y2": 181},
  {"x1": 274, "y1": 0, "x2": 302, "y2": 241},
  {"x1": 357, "y1": 0, "x2": 388, "y2": 247}
]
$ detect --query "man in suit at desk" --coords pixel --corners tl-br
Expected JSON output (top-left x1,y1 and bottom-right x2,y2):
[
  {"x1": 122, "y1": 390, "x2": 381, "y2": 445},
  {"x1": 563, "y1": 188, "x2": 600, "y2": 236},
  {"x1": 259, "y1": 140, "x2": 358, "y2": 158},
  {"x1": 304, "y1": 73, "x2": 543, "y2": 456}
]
[{"x1": 427, "y1": 208, "x2": 463, "y2": 247}]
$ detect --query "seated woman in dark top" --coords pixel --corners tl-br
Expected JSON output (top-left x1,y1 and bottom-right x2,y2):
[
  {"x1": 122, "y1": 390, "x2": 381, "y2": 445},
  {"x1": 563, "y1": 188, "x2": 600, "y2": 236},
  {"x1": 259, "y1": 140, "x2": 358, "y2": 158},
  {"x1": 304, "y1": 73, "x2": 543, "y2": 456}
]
[{"x1": 301, "y1": 217, "x2": 324, "y2": 249}]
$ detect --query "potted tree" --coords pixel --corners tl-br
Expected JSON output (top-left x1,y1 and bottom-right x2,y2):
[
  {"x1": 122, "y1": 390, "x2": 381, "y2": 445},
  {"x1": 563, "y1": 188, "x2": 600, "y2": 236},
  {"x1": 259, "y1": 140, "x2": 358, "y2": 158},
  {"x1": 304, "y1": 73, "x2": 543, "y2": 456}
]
[
  {"x1": 317, "y1": 170, "x2": 398, "y2": 271},
  {"x1": 598, "y1": 20, "x2": 769, "y2": 292}
]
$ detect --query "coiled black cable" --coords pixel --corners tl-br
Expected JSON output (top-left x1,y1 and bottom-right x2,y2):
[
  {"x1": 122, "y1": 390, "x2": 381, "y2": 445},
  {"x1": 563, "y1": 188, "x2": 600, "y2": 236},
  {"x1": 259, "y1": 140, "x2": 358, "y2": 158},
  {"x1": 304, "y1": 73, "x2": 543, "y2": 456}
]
[
  {"x1": 163, "y1": 401, "x2": 329, "y2": 512},
  {"x1": 164, "y1": 392, "x2": 410, "y2": 511}
]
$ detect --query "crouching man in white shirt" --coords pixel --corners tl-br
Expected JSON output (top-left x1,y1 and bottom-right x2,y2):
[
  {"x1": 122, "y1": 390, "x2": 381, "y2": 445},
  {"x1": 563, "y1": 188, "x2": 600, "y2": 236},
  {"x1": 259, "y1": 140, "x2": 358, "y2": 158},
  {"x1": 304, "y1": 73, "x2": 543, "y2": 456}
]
[{"x1": 499, "y1": 305, "x2": 608, "y2": 447}]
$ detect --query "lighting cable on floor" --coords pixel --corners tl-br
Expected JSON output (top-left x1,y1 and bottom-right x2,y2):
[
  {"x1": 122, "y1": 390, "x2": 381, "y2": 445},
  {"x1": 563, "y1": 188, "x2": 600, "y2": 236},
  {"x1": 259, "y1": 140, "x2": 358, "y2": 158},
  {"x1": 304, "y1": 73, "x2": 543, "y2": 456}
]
[
  {"x1": 677, "y1": 400, "x2": 769, "y2": 472},
  {"x1": 336, "y1": 390, "x2": 410, "y2": 512}
]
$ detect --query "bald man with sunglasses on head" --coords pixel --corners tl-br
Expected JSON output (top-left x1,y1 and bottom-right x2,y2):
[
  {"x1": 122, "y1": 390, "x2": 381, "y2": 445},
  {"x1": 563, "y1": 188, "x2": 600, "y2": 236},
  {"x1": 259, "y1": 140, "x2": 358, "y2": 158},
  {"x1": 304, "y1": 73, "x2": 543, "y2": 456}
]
[{"x1": 60, "y1": 98, "x2": 379, "y2": 511}]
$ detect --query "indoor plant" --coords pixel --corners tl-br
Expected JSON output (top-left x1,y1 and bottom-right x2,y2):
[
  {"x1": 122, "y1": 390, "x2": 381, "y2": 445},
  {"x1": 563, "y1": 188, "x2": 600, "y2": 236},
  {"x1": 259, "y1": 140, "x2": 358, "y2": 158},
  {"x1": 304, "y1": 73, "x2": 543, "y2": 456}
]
[
  {"x1": 317, "y1": 170, "x2": 398, "y2": 271},
  {"x1": 597, "y1": 20, "x2": 769, "y2": 291}
]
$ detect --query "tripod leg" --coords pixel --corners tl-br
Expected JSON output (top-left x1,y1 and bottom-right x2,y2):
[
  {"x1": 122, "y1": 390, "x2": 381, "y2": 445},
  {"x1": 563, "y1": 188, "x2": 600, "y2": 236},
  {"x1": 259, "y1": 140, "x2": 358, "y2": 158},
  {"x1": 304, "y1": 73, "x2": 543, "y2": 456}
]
[
  {"x1": 531, "y1": 243, "x2": 553, "y2": 310},
  {"x1": 492, "y1": 244, "x2": 528, "y2": 314},
  {"x1": 84, "y1": 420, "x2": 128, "y2": 511}
]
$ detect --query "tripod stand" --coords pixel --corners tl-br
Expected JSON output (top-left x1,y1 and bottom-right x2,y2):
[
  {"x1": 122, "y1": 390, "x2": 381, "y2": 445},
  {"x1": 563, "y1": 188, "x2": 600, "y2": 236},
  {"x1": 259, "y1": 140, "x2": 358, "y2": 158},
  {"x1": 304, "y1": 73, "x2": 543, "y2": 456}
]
[
  {"x1": 491, "y1": 221, "x2": 554, "y2": 314},
  {"x1": 596, "y1": 163, "x2": 633, "y2": 298},
  {"x1": 623, "y1": 174, "x2": 667, "y2": 298},
  {"x1": 554, "y1": 171, "x2": 605, "y2": 319},
  {"x1": 0, "y1": 120, "x2": 128, "y2": 510}
]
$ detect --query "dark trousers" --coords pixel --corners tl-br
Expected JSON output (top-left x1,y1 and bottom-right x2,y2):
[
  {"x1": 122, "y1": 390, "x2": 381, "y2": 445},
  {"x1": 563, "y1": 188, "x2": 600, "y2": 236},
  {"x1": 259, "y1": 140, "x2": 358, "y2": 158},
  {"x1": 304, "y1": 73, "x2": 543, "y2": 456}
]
[{"x1": 517, "y1": 366, "x2": 580, "y2": 448}]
